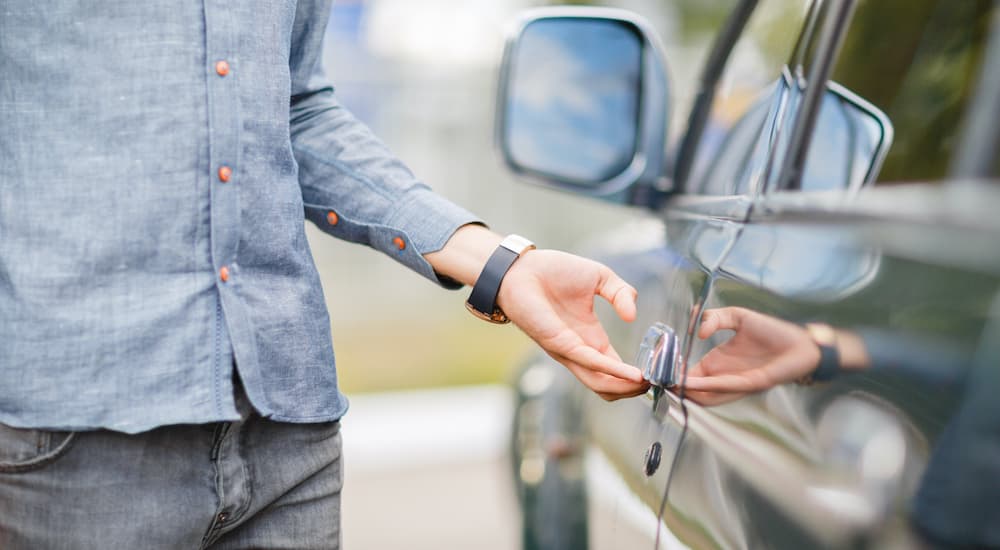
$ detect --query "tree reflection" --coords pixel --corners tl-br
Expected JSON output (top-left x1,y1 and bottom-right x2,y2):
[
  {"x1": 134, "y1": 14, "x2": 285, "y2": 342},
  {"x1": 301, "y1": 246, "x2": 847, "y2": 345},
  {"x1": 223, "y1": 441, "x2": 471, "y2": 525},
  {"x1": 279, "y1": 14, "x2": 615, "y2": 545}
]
[{"x1": 832, "y1": 0, "x2": 996, "y2": 183}]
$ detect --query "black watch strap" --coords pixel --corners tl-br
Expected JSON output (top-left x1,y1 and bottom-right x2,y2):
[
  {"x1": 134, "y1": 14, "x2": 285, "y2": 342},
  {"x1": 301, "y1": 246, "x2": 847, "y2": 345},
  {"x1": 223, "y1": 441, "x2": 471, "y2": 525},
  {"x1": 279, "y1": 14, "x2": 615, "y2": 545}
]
[
  {"x1": 812, "y1": 342, "x2": 840, "y2": 381},
  {"x1": 796, "y1": 323, "x2": 841, "y2": 385},
  {"x1": 466, "y1": 235, "x2": 535, "y2": 324}
]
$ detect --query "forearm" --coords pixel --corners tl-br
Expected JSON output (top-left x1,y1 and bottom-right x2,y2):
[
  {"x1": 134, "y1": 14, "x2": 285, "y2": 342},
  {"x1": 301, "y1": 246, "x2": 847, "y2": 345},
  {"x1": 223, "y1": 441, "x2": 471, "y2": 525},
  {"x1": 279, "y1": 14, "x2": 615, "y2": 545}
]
[
  {"x1": 291, "y1": 89, "x2": 483, "y2": 287},
  {"x1": 423, "y1": 224, "x2": 504, "y2": 287},
  {"x1": 832, "y1": 328, "x2": 871, "y2": 372}
]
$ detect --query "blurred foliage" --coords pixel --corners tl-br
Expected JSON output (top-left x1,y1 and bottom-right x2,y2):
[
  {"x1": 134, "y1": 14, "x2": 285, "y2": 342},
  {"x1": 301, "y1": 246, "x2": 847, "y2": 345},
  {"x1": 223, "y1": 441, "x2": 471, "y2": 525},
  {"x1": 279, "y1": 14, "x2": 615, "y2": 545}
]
[
  {"x1": 335, "y1": 317, "x2": 533, "y2": 394},
  {"x1": 832, "y1": 0, "x2": 996, "y2": 183},
  {"x1": 546, "y1": 0, "x2": 736, "y2": 38},
  {"x1": 666, "y1": 0, "x2": 735, "y2": 40},
  {"x1": 733, "y1": 0, "x2": 811, "y2": 67}
]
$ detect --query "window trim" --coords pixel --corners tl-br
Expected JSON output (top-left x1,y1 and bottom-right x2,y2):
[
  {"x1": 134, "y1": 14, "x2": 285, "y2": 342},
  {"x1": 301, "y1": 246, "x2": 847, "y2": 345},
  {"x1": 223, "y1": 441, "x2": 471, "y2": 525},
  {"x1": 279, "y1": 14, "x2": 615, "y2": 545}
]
[
  {"x1": 672, "y1": 0, "x2": 760, "y2": 193},
  {"x1": 775, "y1": 0, "x2": 857, "y2": 191}
]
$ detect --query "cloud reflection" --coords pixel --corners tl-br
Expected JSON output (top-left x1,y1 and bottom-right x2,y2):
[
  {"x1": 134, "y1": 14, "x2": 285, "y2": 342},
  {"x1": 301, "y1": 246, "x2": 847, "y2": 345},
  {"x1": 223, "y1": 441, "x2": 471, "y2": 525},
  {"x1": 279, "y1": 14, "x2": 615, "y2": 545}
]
[{"x1": 506, "y1": 18, "x2": 641, "y2": 183}]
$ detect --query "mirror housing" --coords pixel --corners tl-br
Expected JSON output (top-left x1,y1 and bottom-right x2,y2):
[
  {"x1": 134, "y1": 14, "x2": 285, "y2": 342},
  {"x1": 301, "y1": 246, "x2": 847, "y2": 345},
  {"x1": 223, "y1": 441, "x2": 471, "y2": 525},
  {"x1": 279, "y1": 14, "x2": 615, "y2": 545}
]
[{"x1": 496, "y1": 8, "x2": 670, "y2": 203}]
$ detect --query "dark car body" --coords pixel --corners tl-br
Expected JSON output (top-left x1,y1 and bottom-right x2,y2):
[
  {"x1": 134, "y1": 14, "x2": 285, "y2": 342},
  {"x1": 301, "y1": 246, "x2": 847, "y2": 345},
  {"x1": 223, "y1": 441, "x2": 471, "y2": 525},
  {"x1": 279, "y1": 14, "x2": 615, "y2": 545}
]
[{"x1": 501, "y1": 1, "x2": 1000, "y2": 548}]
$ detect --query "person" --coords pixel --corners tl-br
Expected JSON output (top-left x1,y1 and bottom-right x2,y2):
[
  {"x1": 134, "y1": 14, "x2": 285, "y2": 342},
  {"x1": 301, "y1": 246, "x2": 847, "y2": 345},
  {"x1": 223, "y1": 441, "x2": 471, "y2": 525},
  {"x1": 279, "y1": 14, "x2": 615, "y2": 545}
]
[{"x1": 0, "y1": 2, "x2": 648, "y2": 548}]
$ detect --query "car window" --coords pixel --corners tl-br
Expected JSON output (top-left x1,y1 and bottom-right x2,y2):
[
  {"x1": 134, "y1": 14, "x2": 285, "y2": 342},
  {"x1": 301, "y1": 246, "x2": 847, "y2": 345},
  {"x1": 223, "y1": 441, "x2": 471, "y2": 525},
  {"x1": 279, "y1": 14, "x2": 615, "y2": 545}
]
[
  {"x1": 826, "y1": 0, "x2": 998, "y2": 185},
  {"x1": 697, "y1": 80, "x2": 774, "y2": 196},
  {"x1": 687, "y1": 0, "x2": 810, "y2": 196}
]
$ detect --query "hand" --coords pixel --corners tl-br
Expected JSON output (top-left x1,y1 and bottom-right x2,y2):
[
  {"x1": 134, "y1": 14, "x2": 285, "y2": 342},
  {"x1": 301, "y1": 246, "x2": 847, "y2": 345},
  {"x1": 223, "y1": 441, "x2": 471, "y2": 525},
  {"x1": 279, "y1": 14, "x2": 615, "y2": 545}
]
[
  {"x1": 497, "y1": 249, "x2": 648, "y2": 400},
  {"x1": 684, "y1": 307, "x2": 819, "y2": 405},
  {"x1": 424, "y1": 225, "x2": 647, "y2": 400}
]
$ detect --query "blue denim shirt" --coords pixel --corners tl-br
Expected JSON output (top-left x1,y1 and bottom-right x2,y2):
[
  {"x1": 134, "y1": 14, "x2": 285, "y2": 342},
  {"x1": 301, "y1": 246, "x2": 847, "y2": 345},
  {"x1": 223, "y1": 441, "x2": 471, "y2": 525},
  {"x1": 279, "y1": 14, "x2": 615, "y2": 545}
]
[{"x1": 0, "y1": 0, "x2": 481, "y2": 433}]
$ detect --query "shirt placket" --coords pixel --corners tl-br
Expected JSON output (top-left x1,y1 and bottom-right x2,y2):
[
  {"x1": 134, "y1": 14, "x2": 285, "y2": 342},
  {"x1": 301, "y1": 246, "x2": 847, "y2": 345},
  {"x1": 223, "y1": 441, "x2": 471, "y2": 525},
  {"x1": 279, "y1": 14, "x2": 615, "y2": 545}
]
[{"x1": 203, "y1": 0, "x2": 241, "y2": 414}]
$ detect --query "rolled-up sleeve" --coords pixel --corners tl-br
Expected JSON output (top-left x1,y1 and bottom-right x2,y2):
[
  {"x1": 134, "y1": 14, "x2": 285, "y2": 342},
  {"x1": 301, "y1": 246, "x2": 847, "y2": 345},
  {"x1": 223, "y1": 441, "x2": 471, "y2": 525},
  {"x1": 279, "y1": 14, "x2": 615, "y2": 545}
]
[{"x1": 288, "y1": 0, "x2": 483, "y2": 288}]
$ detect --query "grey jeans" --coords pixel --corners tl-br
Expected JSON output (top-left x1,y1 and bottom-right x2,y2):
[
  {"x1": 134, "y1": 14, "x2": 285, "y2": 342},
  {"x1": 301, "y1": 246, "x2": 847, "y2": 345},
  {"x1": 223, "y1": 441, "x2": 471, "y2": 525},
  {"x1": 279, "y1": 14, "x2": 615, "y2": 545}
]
[{"x1": 0, "y1": 387, "x2": 343, "y2": 549}]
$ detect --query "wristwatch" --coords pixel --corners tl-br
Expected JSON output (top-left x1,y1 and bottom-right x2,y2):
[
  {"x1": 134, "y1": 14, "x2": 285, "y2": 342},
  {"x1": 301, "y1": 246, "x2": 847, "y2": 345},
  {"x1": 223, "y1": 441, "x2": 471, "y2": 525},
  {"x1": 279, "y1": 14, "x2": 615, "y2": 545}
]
[
  {"x1": 796, "y1": 323, "x2": 840, "y2": 385},
  {"x1": 465, "y1": 234, "x2": 536, "y2": 324}
]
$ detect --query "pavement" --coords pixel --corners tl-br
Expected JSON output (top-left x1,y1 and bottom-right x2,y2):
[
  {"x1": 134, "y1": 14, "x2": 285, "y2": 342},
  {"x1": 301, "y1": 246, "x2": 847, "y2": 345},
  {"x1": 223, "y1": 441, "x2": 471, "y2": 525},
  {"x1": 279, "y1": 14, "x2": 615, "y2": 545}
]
[{"x1": 340, "y1": 386, "x2": 521, "y2": 549}]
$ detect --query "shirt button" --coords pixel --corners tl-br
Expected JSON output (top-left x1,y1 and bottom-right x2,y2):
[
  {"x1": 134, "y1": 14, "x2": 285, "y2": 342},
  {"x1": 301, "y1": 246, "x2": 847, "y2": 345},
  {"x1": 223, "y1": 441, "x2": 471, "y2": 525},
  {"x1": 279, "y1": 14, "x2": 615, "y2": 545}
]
[
  {"x1": 215, "y1": 60, "x2": 230, "y2": 77},
  {"x1": 217, "y1": 512, "x2": 229, "y2": 523},
  {"x1": 392, "y1": 237, "x2": 406, "y2": 250},
  {"x1": 218, "y1": 166, "x2": 232, "y2": 183},
  {"x1": 326, "y1": 211, "x2": 339, "y2": 226},
  {"x1": 219, "y1": 266, "x2": 230, "y2": 283}
]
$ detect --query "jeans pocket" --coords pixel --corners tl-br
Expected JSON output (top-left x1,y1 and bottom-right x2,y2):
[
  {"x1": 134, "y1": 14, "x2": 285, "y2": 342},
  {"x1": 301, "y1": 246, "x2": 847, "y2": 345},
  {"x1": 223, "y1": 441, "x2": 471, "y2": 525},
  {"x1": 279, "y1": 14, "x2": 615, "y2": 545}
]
[{"x1": 0, "y1": 423, "x2": 76, "y2": 473}]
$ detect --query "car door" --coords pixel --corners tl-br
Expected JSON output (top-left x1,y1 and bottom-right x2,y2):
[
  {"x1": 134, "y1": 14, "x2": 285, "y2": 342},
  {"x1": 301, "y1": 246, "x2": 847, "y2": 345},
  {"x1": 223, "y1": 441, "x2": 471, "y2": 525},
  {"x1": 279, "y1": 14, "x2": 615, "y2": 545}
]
[
  {"x1": 666, "y1": 0, "x2": 1000, "y2": 548},
  {"x1": 509, "y1": 2, "x2": 813, "y2": 547},
  {"x1": 502, "y1": 7, "x2": 727, "y2": 548},
  {"x1": 601, "y1": 0, "x2": 818, "y2": 546}
]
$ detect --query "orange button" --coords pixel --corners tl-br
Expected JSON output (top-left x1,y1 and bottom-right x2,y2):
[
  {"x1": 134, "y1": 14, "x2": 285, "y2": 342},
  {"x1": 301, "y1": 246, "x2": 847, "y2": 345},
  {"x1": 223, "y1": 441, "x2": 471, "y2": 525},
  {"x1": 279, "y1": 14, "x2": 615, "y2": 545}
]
[
  {"x1": 219, "y1": 266, "x2": 230, "y2": 283},
  {"x1": 218, "y1": 166, "x2": 232, "y2": 183},
  {"x1": 215, "y1": 60, "x2": 230, "y2": 77},
  {"x1": 392, "y1": 237, "x2": 406, "y2": 250},
  {"x1": 326, "y1": 211, "x2": 339, "y2": 226}
]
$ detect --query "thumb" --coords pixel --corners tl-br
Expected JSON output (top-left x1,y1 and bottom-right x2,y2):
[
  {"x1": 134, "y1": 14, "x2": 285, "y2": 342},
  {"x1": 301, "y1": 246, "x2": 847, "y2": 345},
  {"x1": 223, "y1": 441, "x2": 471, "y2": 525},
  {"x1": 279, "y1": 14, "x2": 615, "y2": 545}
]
[
  {"x1": 597, "y1": 268, "x2": 638, "y2": 323},
  {"x1": 698, "y1": 307, "x2": 746, "y2": 339}
]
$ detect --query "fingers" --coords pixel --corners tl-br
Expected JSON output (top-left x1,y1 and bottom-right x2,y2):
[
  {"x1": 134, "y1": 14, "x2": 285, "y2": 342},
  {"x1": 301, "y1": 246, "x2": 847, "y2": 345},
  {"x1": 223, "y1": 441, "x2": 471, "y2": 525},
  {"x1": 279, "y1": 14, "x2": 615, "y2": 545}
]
[
  {"x1": 686, "y1": 357, "x2": 712, "y2": 377},
  {"x1": 559, "y1": 358, "x2": 650, "y2": 400},
  {"x1": 597, "y1": 268, "x2": 638, "y2": 323},
  {"x1": 546, "y1": 330, "x2": 648, "y2": 398},
  {"x1": 600, "y1": 386, "x2": 650, "y2": 401},
  {"x1": 697, "y1": 307, "x2": 748, "y2": 339},
  {"x1": 560, "y1": 344, "x2": 644, "y2": 383},
  {"x1": 683, "y1": 388, "x2": 746, "y2": 407},
  {"x1": 684, "y1": 370, "x2": 772, "y2": 393},
  {"x1": 504, "y1": 253, "x2": 645, "y2": 399}
]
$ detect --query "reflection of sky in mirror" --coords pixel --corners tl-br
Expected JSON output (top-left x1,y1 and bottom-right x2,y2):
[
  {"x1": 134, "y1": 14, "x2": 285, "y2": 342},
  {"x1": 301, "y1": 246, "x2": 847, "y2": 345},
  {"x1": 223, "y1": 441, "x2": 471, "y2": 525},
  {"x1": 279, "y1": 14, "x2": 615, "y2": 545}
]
[
  {"x1": 801, "y1": 92, "x2": 885, "y2": 191},
  {"x1": 768, "y1": 86, "x2": 887, "y2": 192},
  {"x1": 506, "y1": 19, "x2": 641, "y2": 183}
]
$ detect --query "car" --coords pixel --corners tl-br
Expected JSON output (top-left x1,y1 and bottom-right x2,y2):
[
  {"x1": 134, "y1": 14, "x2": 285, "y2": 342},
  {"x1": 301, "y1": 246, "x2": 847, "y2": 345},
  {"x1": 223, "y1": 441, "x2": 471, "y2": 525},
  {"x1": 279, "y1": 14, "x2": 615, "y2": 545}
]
[{"x1": 498, "y1": 0, "x2": 1000, "y2": 548}]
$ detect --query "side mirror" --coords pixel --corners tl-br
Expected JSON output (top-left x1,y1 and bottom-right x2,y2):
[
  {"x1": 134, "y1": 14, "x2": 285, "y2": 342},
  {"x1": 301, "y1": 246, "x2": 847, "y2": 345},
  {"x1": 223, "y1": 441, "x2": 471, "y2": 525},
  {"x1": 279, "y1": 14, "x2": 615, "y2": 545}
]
[{"x1": 496, "y1": 8, "x2": 670, "y2": 202}]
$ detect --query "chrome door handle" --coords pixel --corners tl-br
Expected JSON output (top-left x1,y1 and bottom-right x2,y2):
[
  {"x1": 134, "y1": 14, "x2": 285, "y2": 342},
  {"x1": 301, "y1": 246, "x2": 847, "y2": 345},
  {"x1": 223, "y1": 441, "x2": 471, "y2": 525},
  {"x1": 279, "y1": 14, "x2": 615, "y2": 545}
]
[{"x1": 636, "y1": 323, "x2": 681, "y2": 388}]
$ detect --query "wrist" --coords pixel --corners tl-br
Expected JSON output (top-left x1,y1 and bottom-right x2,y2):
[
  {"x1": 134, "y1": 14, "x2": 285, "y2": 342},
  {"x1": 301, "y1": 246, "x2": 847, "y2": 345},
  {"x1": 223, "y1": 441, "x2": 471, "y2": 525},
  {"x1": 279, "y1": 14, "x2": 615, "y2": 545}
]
[
  {"x1": 799, "y1": 323, "x2": 840, "y2": 384},
  {"x1": 465, "y1": 234, "x2": 536, "y2": 324},
  {"x1": 424, "y1": 224, "x2": 502, "y2": 287}
]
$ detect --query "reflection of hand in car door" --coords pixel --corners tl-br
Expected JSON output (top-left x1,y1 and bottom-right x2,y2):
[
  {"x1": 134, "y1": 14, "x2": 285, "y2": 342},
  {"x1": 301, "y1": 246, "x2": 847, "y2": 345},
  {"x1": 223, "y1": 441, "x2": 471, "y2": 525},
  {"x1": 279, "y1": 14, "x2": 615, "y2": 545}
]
[
  {"x1": 686, "y1": 304, "x2": 1000, "y2": 547},
  {"x1": 683, "y1": 307, "x2": 871, "y2": 405},
  {"x1": 684, "y1": 306, "x2": 972, "y2": 404}
]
